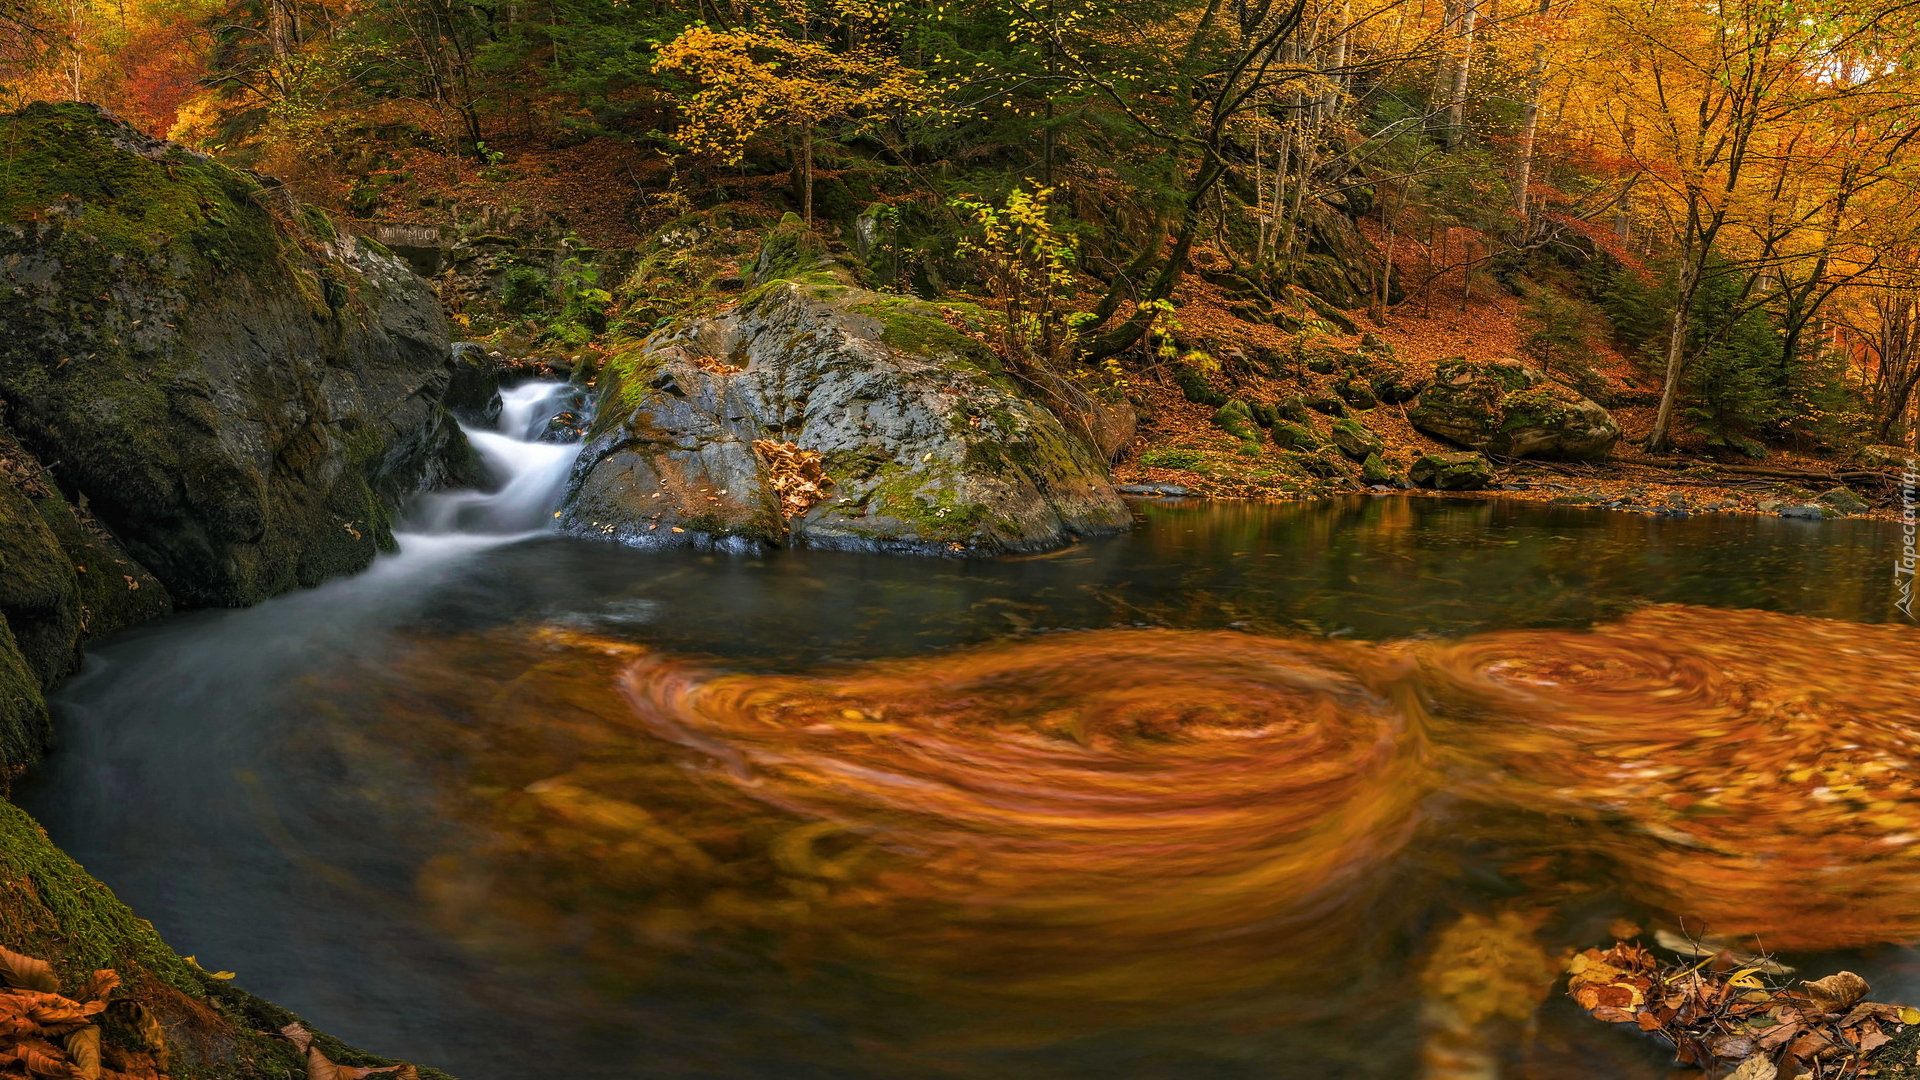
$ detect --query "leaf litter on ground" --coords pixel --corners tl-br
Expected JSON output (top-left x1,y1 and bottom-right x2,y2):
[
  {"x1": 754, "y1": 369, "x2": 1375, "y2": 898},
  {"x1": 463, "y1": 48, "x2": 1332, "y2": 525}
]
[
  {"x1": 1569, "y1": 933, "x2": 1920, "y2": 1078},
  {"x1": 0, "y1": 946, "x2": 161, "y2": 1080}
]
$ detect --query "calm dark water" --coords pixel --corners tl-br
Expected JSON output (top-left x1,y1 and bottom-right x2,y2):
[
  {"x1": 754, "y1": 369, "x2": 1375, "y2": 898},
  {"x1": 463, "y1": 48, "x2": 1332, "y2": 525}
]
[{"x1": 18, "y1": 497, "x2": 1915, "y2": 1080}]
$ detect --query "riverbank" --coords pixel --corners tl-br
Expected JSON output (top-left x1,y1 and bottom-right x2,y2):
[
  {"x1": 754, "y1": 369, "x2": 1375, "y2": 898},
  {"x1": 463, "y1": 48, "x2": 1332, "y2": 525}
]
[{"x1": 1113, "y1": 333, "x2": 1907, "y2": 523}]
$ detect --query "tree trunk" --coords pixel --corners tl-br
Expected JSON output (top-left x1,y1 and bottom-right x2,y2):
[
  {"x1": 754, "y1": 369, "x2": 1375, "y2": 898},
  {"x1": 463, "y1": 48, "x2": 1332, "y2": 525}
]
[
  {"x1": 1444, "y1": 0, "x2": 1479, "y2": 149},
  {"x1": 1648, "y1": 264, "x2": 1700, "y2": 452},
  {"x1": 802, "y1": 126, "x2": 815, "y2": 226},
  {"x1": 1511, "y1": 0, "x2": 1551, "y2": 220},
  {"x1": 1322, "y1": 0, "x2": 1349, "y2": 118}
]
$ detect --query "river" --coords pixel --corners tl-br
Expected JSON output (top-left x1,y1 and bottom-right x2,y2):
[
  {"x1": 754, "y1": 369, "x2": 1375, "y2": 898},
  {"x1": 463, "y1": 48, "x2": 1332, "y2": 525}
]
[{"x1": 19, "y1": 383, "x2": 1918, "y2": 1079}]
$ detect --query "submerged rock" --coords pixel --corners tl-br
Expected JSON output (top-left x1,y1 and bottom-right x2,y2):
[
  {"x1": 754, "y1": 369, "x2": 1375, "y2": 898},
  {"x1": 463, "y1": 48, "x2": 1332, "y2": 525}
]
[
  {"x1": 1409, "y1": 358, "x2": 1620, "y2": 461},
  {"x1": 0, "y1": 103, "x2": 472, "y2": 609},
  {"x1": 563, "y1": 279, "x2": 1130, "y2": 554}
]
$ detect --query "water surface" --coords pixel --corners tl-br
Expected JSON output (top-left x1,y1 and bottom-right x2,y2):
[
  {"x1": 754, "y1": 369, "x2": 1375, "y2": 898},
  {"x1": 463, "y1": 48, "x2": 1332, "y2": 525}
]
[{"x1": 20, "y1": 491, "x2": 1915, "y2": 1080}]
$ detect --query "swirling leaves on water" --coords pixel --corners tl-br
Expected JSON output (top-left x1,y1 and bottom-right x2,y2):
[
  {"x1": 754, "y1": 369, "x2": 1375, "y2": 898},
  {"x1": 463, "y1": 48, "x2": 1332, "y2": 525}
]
[
  {"x1": 1416, "y1": 606, "x2": 1920, "y2": 950},
  {"x1": 369, "y1": 628, "x2": 1428, "y2": 1006},
  {"x1": 323, "y1": 605, "x2": 1920, "y2": 1020}
]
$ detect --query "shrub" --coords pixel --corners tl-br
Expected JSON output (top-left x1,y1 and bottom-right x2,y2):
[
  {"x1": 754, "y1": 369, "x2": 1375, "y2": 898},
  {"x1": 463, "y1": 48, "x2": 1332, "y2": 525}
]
[{"x1": 503, "y1": 266, "x2": 552, "y2": 314}]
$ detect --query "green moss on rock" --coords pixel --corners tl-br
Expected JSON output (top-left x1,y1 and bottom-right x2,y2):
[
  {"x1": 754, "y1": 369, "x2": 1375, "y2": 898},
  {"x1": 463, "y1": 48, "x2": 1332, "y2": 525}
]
[{"x1": 1409, "y1": 450, "x2": 1494, "y2": 490}]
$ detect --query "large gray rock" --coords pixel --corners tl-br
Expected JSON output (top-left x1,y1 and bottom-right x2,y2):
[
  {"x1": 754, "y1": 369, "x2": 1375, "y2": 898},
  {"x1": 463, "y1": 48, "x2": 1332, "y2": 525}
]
[
  {"x1": 563, "y1": 280, "x2": 1131, "y2": 554},
  {"x1": 0, "y1": 102, "x2": 473, "y2": 609},
  {"x1": 1408, "y1": 358, "x2": 1620, "y2": 461}
]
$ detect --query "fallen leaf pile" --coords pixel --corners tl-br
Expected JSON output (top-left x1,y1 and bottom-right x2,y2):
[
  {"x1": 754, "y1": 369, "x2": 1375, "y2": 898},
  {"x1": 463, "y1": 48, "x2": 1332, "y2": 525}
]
[
  {"x1": 1568, "y1": 940, "x2": 1916, "y2": 1078},
  {"x1": 0, "y1": 948, "x2": 166, "y2": 1080},
  {"x1": 752, "y1": 439, "x2": 830, "y2": 518}
]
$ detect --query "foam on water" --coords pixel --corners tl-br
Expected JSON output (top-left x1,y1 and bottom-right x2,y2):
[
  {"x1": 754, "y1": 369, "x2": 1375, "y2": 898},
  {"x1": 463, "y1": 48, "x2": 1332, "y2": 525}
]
[{"x1": 400, "y1": 381, "x2": 582, "y2": 543}]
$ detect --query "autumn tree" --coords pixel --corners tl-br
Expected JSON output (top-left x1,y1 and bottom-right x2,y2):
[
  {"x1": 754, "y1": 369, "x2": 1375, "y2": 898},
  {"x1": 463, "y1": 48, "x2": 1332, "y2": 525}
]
[
  {"x1": 653, "y1": 7, "x2": 928, "y2": 225},
  {"x1": 1570, "y1": 0, "x2": 1920, "y2": 451}
]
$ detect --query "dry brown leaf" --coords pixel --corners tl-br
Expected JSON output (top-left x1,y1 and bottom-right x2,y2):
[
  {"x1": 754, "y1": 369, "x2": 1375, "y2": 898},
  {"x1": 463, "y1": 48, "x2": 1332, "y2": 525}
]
[
  {"x1": 65, "y1": 1024, "x2": 101, "y2": 1080},
  {"x1": 0, "y1": 951, "x2": 59, "y2": 994},
  {"x1": 752, "y1": 439, "x2": 831, "y2": 519},
  {"x1": 70, "y1": 973, "x2": 116, "y2": 1008},
  {"x1": 1727, "y1": 1055, "x2": 1777, "y2": 1080},
  {"x1": 1758, "y1": 1021, "x2": 1807, "y2": 1050},
  {"x1": 17, "y1": 1039, "x2": 69, "y2": 1078},
  {"x1": 1802, "y1": 971, "x2": 1870, "y2": 1013}
]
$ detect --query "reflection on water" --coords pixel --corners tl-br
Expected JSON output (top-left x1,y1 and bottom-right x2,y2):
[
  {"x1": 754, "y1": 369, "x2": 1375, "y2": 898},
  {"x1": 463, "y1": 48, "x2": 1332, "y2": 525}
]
[{"x1": 17, "y1": 497, "x2": 1915, "y2": 1080}]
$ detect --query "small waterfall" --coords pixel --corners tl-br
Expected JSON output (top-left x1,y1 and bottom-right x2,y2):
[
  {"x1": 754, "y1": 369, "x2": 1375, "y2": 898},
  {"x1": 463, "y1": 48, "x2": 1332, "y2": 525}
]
[{"x1": 402, "y1": 381, "x2": 584, "y2": 543}]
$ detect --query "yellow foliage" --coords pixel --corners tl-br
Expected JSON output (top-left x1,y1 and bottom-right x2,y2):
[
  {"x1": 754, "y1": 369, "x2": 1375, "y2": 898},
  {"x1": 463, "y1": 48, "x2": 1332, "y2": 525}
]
[{"x1": 652, "y1": 22, "x2": 928, "y2": 164}]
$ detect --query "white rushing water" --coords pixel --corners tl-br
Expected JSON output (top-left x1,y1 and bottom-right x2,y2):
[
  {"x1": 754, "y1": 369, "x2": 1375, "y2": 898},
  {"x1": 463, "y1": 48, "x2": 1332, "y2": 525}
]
[{"x1": 401, "y1": 381, "x2": 583, "y2": 544}]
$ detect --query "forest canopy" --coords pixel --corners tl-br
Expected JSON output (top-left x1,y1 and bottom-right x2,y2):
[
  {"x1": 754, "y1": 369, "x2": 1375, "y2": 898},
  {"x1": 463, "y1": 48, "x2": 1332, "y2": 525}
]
[{"x1": 6, "y1": 0, "x2": 1920, "y2": 450}]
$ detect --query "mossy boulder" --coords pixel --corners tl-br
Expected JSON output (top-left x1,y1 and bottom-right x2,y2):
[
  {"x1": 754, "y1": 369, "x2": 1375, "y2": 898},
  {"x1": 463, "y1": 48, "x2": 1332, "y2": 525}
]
[
  {"x1": 1293, "y1": 447, "x2": 1356, "y2": 480},
  {"x1": 1360, "y1": 452, "x2": 1398, "y2": 485},
  {"x1": 565, "y1": 280, "x2": 1129, "y2": 555},
  {"x1": 1303, "y1": 347, "x2": 1343, "y2": 376},
  {"x1": 0, "y1": 102, "x2": 471, "y2": 607},
  {"x1": 1174, "y1": 365, "x2": 1229, "y2": 407},
  {"x1": 1818, "y1": 486, "x2": 1870, "y2": 515},
  {"x1": 1409, "y1": 450, "x2": 1495, "y2": 490},
  {"x1": 446, "y1": 342, "x2": 503, "y2": 424},
  {"x1": 0, "y1": 469, "x2": 78, "y2": 687},
  {"x1": 1329, "y1": 418, "x2": 1385, "y2": 461},
  {"x1": 1335, "y1": 376, "x2": 1379, "y2": 410},
  {"x1": 1213, "y1": 399, "x2": 1259, "y2": 442},
  {"x1": 0, "y1": 622, "x2": 46, "y2": 779},
  {"x1": 1304, "y1": 392, "x2": 1349, "y2": 418},
  {"x1": 752, "y1": 213, "x2": 833, "y2": 284},
  {"x1": 1277, "y1": 395, "x2": 1314, "y2": 424},
  {"x1": 1408, "y1": 358, "x2": 1620, "y2": 461},
  {"x1": 0, "y1": 435, "x2": 170, "y2": 775},
  {"x1": 1271, "y1": 421, "x2": 1322, "y2": 452},
  {"x1": 1364, "y1": 356, "x2": 1428, "y2": 405}
]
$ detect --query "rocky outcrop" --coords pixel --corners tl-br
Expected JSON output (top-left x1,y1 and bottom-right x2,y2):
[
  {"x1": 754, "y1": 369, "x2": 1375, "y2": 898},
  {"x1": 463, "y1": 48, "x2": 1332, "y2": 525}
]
[
  {"x1": 0, "y1": 102, "x2": 474, "y2": 771},
  {"x1": 1408, "y1": 358, "x2": 1621, "y2": 461},
  {"x1": 0, "y1": 102, "x2": 473, "y2": 612},
  {"x1": 563, "y1": 279, "x2": 1131, "y2": 554},
  {"x1": 1410, "y1": 450, "x2": 1495, "y2": 490}
]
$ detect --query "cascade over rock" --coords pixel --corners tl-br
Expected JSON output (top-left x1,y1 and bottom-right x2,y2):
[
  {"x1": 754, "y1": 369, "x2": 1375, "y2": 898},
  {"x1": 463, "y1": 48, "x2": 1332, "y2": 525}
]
[
  {"x1": 0, "y1": 102, "x2": 474, "y2": 771},
  {"x1": 562, "y1": 279, "x2": 1130, "y2": 554}
]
